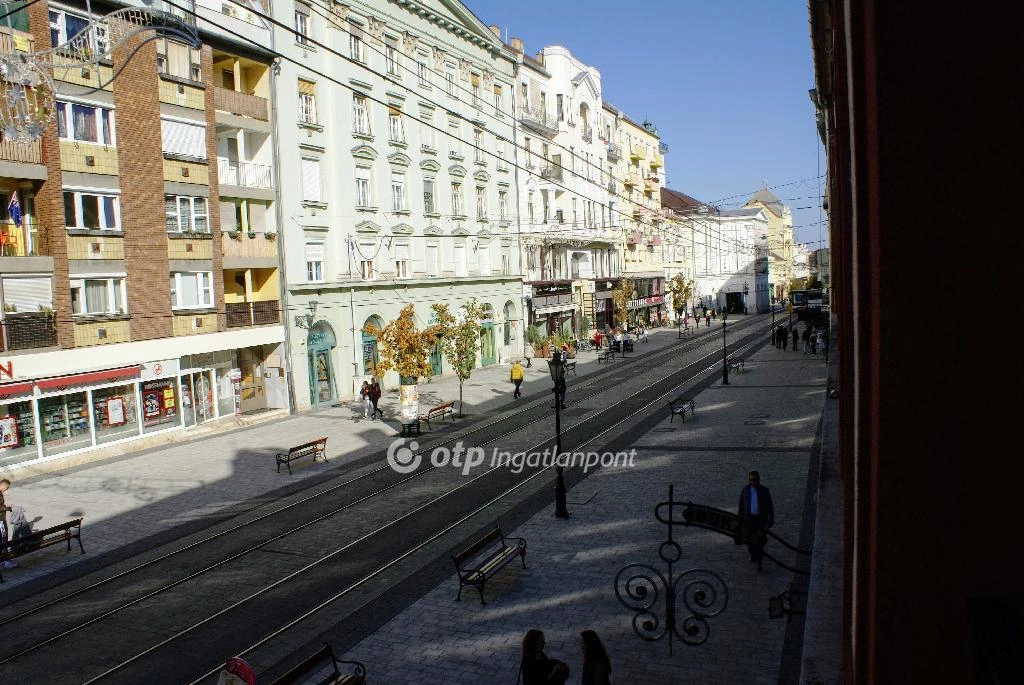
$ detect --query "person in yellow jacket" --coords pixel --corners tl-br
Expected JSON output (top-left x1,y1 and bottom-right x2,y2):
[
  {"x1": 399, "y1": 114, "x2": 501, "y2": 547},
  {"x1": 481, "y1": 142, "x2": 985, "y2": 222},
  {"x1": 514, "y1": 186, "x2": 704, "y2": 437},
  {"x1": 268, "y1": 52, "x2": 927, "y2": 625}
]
[{"x1": 510, "y1": 360, "x2": 525, "y2": 398}]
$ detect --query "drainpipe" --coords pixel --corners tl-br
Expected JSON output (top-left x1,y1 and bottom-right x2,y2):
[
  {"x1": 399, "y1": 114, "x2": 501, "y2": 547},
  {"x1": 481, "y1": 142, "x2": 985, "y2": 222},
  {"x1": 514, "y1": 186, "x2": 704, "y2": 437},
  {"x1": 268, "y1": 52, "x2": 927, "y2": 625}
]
[
  {"x1": 350, "y1": 285, "x2": 359, "y2": 398},
  {"x1": 511, "y1": 58, "x2": 527, "y2": 354},
  {"x1": 267, "y1": 35, "x2": 297, "y2": 414}
]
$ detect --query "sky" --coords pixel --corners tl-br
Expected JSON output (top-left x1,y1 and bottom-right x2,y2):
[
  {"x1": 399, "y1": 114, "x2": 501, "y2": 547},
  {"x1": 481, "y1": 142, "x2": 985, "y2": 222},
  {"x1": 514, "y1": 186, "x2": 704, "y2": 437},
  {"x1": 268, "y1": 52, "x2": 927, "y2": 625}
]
[{"x1": 475, "y1": 0, "x2": 828, "y2": 250}]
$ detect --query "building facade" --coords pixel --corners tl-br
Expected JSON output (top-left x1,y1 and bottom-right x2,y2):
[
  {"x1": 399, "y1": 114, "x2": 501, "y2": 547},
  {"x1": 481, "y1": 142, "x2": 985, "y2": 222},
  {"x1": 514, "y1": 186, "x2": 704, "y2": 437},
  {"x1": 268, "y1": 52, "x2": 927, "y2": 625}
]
[
  {"x1": 0, "y1": 0, "x2": 288, "y2": 469},
  {"x1": 272, "y1": 0, "x2": 522, "y2": 407},
  {"x1": 744, "y1": 187, "x2": 793, "y2": 302}
]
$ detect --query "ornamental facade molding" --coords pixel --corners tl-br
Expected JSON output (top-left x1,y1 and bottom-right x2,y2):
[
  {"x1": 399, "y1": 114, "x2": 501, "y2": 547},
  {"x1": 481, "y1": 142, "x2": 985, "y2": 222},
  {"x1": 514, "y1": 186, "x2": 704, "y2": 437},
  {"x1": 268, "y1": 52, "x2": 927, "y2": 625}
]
[{"x1": 367, "y1": 16, "x2": 386, "y2": 42}]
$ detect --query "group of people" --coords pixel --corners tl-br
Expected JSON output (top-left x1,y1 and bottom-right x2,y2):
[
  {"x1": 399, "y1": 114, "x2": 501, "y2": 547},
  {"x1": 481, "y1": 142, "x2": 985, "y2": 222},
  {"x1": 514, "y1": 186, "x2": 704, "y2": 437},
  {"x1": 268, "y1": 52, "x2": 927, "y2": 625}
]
[
  {"x1": 772, "y1": 322, "x2": 825, "y2": 354},
  {"x1": 520, "y1": 629, "x2": 611, "y2": 685},
  {"x1": 358, "y1": 379, "x2": 384, "y2": 419}
]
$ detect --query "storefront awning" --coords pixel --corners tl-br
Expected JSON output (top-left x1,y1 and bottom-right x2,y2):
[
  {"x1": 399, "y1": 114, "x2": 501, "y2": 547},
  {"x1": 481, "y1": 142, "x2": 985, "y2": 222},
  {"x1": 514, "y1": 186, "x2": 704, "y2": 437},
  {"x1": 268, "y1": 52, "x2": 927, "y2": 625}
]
[
  {"x1": 0, "y1": 382, "x2": 33, "y2": 398},
  {"x1": 533, "y1": 304, "x2": 577, "y2": 316},
  {"x1": 36, "y1": 366, "x2": 142, "y2": 391}
]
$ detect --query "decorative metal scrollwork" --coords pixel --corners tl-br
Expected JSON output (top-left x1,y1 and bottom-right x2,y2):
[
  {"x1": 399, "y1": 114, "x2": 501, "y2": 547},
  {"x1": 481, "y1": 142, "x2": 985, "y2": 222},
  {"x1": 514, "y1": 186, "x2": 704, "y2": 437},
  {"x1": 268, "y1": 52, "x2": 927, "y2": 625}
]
[{"x1": 614, "y1": 485, "x2": 729, "y2": 655}]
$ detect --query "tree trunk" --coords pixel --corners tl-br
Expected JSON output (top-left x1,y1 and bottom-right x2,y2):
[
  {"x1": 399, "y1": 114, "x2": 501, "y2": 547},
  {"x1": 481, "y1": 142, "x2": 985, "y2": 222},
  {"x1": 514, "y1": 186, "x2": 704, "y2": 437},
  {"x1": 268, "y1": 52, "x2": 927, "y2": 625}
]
[{"x1": 459, "y1": 379, "x2": 464, "y2": 417}]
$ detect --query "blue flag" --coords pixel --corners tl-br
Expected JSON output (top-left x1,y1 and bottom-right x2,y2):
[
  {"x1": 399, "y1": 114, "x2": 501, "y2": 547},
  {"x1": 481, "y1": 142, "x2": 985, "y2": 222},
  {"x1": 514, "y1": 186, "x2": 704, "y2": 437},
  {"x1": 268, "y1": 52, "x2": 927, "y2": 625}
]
[{"x1": 7, "y1": 191, "x2": 21, "y2": 228}]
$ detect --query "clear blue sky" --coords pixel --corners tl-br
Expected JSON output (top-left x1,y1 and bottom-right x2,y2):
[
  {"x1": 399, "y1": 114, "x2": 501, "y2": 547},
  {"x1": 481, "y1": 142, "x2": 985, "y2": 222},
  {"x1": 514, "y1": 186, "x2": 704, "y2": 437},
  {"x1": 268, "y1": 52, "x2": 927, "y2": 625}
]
[{"x1": 475, "y1": 0, "x2": 828, "y2": 249}]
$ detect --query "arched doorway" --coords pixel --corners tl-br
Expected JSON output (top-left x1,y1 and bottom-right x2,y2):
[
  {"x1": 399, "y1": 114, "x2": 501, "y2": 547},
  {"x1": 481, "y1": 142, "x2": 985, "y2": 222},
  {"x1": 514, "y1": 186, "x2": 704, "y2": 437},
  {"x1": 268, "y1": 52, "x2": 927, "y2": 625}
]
[
  {"x1": 479, "y1": 304, "x2": 496, "y2": 366},
  {"x1": 361, "y1": 315, "x2": 384, "y2": 379},
  {"x1": 307, "y1": 321, "x2": 337, "y2": 406},
  {"x1": 427, "y1": 309, "x2": 442, "y2": 376},
  {"x1": 503, "y1": 300, "x2": 518, "y2": 347}
]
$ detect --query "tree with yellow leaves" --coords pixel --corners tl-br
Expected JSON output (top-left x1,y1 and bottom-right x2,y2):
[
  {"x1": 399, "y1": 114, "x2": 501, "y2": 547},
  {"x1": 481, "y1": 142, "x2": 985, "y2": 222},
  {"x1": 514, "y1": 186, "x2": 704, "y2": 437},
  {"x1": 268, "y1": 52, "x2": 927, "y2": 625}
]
[
  {"x1": 362, "y1": 304, "x2": 439, "y2": 383},
  {"x1": 668, "y1": 274, "x2": 694, "y2": 318},
  {"x1": 611, "y1": 277, "x2": 635, "y2": 331}
]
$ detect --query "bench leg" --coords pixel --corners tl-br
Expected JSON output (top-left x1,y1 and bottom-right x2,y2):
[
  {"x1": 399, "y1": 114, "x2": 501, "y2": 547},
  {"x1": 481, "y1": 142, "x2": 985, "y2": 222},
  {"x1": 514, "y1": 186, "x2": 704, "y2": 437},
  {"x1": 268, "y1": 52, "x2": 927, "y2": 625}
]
[
  {"x1": 477, "y1": 583, "x2": 486, "y2": 605},
  {"x1": 455, "y1": 581, "x2": 464, "y2": 602},
  {"x1": 286, "y1": 459, "x2": 293, "y2": 475}
]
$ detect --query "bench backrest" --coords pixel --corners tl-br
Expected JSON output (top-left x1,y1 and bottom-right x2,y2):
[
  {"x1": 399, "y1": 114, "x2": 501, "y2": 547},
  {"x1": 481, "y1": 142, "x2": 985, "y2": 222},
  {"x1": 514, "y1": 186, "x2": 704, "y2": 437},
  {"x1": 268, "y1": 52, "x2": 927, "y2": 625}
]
[
  {"x1": 453, "y1": 527, "x2": 504, "y2": 564},
  {"x1": 429, "y1": 402, "x2": 453, "y2": 414},
  {"x1": 269, "y1": 645, "x2": 338, "y2": 685},
  {"x1": 291, "y1": 438, "x2": 327, "y2": 453},
  {"x1": 0, "y1": 518, "x2": 81, "y2": 556}
]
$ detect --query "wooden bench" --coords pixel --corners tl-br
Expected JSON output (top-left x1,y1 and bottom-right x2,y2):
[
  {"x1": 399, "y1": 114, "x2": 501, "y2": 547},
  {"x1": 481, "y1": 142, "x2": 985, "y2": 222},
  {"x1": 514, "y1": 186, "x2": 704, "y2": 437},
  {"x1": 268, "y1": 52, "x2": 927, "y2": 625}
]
[
  {"x1": 728, "y1": 357, "x2": 744, "y2": 373},
  {"x1": 563, "y1": 359, "x2": 577, "y2": 375},
  {"x1": 451, "y1": 524, "x2": 527, "y2": 604},
  {"x1": 668, "y1": 396, "x2": 696, "y2": 423},
  {"x1": 0, "y1": 518, "x2": 85, "y2": 583},
  {"x1": 597, "y1": 349, "x2": 615, "y2": 364},
  {"x1": 268, "y1": 643, "x2": 366, "y2": 685},
  {"x1": 419, "y1": 401, "x2": 455, "y2": 430},
  {"x1": 276, "y1": 437, "x2": 328, "y2": 474}
]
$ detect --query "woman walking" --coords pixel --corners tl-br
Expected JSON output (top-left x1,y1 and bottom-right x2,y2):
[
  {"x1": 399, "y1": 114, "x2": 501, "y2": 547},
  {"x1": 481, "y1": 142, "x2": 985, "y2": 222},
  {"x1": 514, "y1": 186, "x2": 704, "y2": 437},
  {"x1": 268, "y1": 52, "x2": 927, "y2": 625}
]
[
  {"x1": 520, "y1": 629, "x2": 570, "y2": 685},
  {"x1": 580, "y1": 630, "x2": 612, "y2": 685}
]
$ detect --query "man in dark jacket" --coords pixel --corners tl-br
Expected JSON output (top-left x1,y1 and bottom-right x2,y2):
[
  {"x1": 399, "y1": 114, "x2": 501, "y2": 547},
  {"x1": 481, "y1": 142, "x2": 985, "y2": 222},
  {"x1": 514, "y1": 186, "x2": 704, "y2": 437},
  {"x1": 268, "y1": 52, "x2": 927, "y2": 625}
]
[{"x1": 738, "y1": 470, "x2": 774, "y2": 571}]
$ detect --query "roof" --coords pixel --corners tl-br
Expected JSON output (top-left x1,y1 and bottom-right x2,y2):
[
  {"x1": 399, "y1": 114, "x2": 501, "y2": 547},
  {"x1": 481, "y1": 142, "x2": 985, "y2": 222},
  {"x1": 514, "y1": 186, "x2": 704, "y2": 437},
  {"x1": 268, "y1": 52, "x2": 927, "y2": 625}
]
[
  {"x1": 745, "y1": 187, "x2": 784, "y2": 217},
  {"x1": 661, "y1": 187, "x2": 717, "y2": 215},
  {"x1": 719, "y1": 208, "x2": 765, "y2": 219}
]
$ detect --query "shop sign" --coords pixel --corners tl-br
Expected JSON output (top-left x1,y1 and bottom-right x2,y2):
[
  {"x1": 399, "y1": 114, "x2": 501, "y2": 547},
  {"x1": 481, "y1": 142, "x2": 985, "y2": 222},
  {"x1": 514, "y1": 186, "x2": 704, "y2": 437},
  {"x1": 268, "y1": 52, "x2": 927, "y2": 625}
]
[
  {"x1": 229, "y1": 368, "x2": 242, "y2": 381},
  {"x1": 309, "y1": 332, "x2": 327, "y2": 344},
  {"x1": 141, "y1": 359, "x2": 179, "y2": 380},
  {"x1": 0, "y1": 360, "x2": 12, "y2": 380},
  {"x1": 0, "y1": 416, "x2": 18, "y2": 448}
]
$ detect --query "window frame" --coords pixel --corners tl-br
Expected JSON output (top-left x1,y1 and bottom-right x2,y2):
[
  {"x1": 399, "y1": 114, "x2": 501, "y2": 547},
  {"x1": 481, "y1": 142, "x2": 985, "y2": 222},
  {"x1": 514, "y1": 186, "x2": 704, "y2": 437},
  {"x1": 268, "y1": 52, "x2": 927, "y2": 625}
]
[
  {"x1": 423, "y1": 178, "x2": 436, "y2": 214},
  {"x1": 450, "y1": 181, "x2": 463, "y2": 217},
  {"x1": 169, "y1": 271, "x2": 214, "y2": 310},
  {"x1": 391, "y1": 173, "x2": 406, "y2": 212},
  {"x1": 64, "y1": 189, "x2": 121, "y2": 232},
  {"x1": 56, "y1": 101, "x2": 115, "y2": 145},
  {"x1": 305, "y1": 240, "x2": 325, "y2": 283},
  {"x1": 164, "y1": 195, "x2": 209, "y2": 234},
  {"x1": 352, "y1": 94, "x2": 371, "y2": 136},
  {"x1": 294, "y1": 2, "x2": 311, "y2": 45},
  {"x1": 70, "y1": 275, "x2": 127, "y2": 317},
  {"x1": 355, "y1": 166, "x2": 373, "y2": 208}
]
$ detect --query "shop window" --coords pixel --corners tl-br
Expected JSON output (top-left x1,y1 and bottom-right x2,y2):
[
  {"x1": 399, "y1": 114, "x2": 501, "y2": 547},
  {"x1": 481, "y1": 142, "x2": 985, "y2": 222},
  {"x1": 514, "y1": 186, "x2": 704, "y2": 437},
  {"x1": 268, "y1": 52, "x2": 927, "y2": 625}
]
[
  {"x1": 0, "y1": 401, "x2": 38, "y2": 466},
  {"x1": 39, "y1": 392, "x2": 91, "y2": 457},
  {"x1": 93, "y1": 384, "x2": 138, "y2": 445},
  {"x1": 141, "y1": 379, "x2": 179, "y2": 433}
]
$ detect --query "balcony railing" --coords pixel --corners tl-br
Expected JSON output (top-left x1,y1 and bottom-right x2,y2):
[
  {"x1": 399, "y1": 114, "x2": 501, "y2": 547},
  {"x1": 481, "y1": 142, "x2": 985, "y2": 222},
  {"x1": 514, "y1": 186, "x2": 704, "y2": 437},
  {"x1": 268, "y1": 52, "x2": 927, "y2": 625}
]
[
  {"x1": 214, "y1": 86, "x2": 269, "y2": 121},
  {"x1": 0, "y1": 139, "x2": 42, "y2": 164},
  {"x1": 1, "y1": 312, "x2": 57, "y2": 351},
  {"x1": 630, "y1": 144, "x2": 646, "y2": 161},
  {"x1": 540, "y1": 165, "x2": 563, "y2": 181},
  {"x1": 226, "y1": 300, "x2": 280, "y2": 328},
  {"x1": 0, "y1": 28, "x2": 35, "y2": 54},
  {"x1": 581, "y1": 124, "x2": 593, "y2": 143},
  {"x1": 218, "y1": 158, "x2": 273, "y2": 189},
  {"x1": 606, "y1": 142, "x2": 622, "y2": 161},
  {"x1": 518, "y1": 105, "x2": 557, "y2": 133},
  {"x1": 0, "y1": 221, "x2": 39, "y2": 257}
]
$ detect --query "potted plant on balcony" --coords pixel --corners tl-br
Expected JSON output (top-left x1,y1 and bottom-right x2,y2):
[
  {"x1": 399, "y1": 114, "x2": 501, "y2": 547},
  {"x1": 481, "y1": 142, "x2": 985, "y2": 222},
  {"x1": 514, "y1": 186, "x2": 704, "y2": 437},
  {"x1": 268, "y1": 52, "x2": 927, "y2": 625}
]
[
  {"x1": 247, "y1": 229, "x2": 257, "y2": 239},
  {"x1": 264, "y1": 231, "x2": 277, "y2": 241},
  {"x1": 228, "y1": 229, "x2": 242, "y2": 241}
]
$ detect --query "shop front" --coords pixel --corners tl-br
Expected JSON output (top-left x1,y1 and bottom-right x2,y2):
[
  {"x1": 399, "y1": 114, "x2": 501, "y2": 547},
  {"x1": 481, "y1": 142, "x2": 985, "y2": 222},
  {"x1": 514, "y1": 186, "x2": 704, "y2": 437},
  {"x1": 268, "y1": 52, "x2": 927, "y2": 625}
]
[
  {"x1": 307, "y1": 321, "x2": 337, "y2": 407},
  {"x1": 528, "y1": 281, "x2": 576, "y2": 336},
  {"x1": 479, "y1": 305, "x2": 496, "y2": 366}
]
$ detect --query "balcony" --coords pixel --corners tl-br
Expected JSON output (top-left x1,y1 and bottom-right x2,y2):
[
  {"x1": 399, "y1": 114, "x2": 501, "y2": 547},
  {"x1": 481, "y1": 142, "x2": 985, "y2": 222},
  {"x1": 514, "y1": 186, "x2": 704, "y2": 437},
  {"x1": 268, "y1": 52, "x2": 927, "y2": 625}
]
[
  {"x1": 0, "y1": 139, "x2": 42, "y2": 165},
  {"x1": 581, "y1": 124, "x2": 593, "y2": 143},
  {"x1": 540, "y1": 165, "x2": 563, "y2": 182},
  {"x1": 1, "y1": 312, "x2": 57, "y2": 351},
  {"x1": 214, "y1": 86, "x2": 269, "y2": 121},
  {"x1": 644, "y1": 178, "x2": 658, "y2": 194},
  {"x1": 650, "y1": 153, "x2": 664, "y2": 169},
  {"x1": 222, "y1": 231, "x2": 278, "y2": 260},
  {"x1": 0, "y1": 221, "x2": 39, "y2": 257},
  {"x1": 624, "y1": 172, "x2": 640, "y2": 187},
  {"x1": 518, "y1": 105, "x2": 558, "y2": 135},
  {"x1": 225, "y1": 300, "x2": 281, "y2": 328},
  {"x1": 606, "y1": 143, "x2": 622, "y2": 161},
  {"x1": 630, "y1": 144, "x2": 646, "y2": 161},
  {"x1": 0, "y1": 27, "x2": 34, "y2": 54},
  {"x1": 659, "y1": 142, "x2": 669, "y2": 154},
  {"x1": 218, "y1": 158, "x2": 273, "y2": 189}
]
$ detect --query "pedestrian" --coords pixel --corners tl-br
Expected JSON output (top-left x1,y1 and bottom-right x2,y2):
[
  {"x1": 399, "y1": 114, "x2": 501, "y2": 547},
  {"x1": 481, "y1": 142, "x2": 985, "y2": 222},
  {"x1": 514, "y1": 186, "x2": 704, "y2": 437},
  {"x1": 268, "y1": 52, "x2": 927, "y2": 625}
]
[
  {"x1": 580, "y1": 630, "x2": 612, "y2": 685},
  {"x1": 369, "y1": 378, "x2": 384, "y2": 419},
  {"x1": 780, "y1": 324, "x2": 788, "y2": 350},
  {"x1": 0, "y1": 478, "x2": 14, "y2": 569},
  {"x1": 594, "y1": 330, "x2": 603, "y2": 349},
  {"x1": 558, "y1": 380, "x2": 567, "y2": 409},
  {"x1": 639, "y1": 325, "x2": 648, "y2": 343},
  {"x1": 816, "y1": 328, "x2": 825, "y2": 355},
  {"x1": 770, "y1": 323, "x2": 776, "y2": 346},
  {"x1": 803, "y1": 326, "x2": 812, "y2": 354},
  {"x1": 524, "y1": 341, "x2": 534, "y2": 368},
  {"x1": 705, "y1": 310, "x2": 711, "y2": 327},
  {"x1": 791, "y1": 325, "x2": 799, "y2": 351},
  {"x1": 358, "y1": 381, "x2": 372, "y2": 419},
  {"x1": 711, "y1": 308, "x2": 717, "y2": 321},
  {"x1": 520, "y1": 629, "x2": 571, "y2": 685},
  {"x1": 511, "y1": 359, "x2": 525, "y2": 398},
  {"x1": 738, "y1": 470, "x2": 775, "y2": 572}
]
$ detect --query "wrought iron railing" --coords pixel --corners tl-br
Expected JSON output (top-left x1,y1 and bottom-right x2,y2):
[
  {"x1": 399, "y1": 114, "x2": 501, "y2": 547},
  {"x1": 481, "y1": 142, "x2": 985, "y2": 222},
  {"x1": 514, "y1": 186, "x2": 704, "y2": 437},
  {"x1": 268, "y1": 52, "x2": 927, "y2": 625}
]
[
  {"x1": 607, "y1": 142, "x2": 622, "y2": 160},
  {"x1": 540, "y1": 165, "x2": 563, "y2": 181},
  {"x1": 518, "y1": 105, "x2": 556, "y2": 131},
  {"x1": 218, "y1": 158, "x2": 273, "y2": 189},
  {"x1": 225, "y1": 300, "x2": 280, "y2": 327},
  {"x1": 581, "y1": 124, "x2": 593, "y2": 143},
  {"x1": 2, "y1": 312, "x2": 57, "y2": 350}
]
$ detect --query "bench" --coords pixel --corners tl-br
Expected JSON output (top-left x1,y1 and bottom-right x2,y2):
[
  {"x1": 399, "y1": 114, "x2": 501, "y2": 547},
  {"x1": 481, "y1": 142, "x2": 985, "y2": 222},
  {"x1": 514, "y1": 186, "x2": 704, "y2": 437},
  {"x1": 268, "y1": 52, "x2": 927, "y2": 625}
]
[
  {"x1": 678, "y1": 325, "x2": 691, "y2": 338},
  {"x1": 668, "y1": 396, "x2": 696, "y2": 423},
  {"x1": 597, "y1": 349, "x2": 615, "y2": 364},
  {"x1": 451, "y1": 524, "x2": 527, "y2": 604},
  {"x1": 0, "y1": 518, "x2": 85, "y2": 583},
  {"x1": 276, "y1": 437, "x2": 328, "y2": 474},
  {"x1": 268, "y1": 643, "x2": 366, "y2": 685},
  {"x1": 400, "y1": 419, "x2": 421, "y2": 437},
  {"x1": 419, "y1": 401, "x2": 455, "y2": 430},
  {"x1": 728, "y1": 357, "x2": 744, "y2": 373},
  {"x1": 563, "y1": 359, "x2": 577, "y2": 375}
]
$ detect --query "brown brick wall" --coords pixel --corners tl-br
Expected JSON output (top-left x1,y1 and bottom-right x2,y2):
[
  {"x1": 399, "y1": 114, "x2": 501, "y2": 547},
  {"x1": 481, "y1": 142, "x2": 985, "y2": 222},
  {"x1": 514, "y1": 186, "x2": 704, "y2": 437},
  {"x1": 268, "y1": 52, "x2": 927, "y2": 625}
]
[
  {"x1": 202, "y1": 44, "x2": 226, "y2": 332},
  {"x1": 28, "y1": 1, "x2": 72, "y2": 348},
  {"x1": 114, "y1": 34, "x2": 172, "y2": 341}
]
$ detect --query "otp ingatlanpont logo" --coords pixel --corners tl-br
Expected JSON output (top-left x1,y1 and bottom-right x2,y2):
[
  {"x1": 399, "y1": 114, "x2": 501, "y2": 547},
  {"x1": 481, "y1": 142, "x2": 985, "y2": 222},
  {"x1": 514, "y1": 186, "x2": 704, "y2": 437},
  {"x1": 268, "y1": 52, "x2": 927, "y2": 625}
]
[{"x1": 386, "y1": 439, "x2": 421, "y2": 473}]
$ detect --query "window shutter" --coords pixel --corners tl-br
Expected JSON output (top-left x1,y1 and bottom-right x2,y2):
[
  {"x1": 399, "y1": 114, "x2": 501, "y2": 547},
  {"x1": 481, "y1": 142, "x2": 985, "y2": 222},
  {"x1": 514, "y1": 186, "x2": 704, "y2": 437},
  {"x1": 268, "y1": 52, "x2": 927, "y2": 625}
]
[
  {"x1": 161, "y1": 119, "x2": 207, "y2": 160},
  {"x1": 297, "y1": 79, "x2": 316, "y2": 95},
  {"x1": 248, "y1": 202, "x2": 268, "y2": 232},
  {"x1": 1, "y1": 276, "x2": 53, "y2": 313},
  {"x1": 395, "y1": 243, "x2": 409, "y2": 261},
  {"x1": 301, "y1": 159, "x2": 321, "y2": 202},
  {"x1": 305, "y1": 241, "x2": 325, "y2": 262}
]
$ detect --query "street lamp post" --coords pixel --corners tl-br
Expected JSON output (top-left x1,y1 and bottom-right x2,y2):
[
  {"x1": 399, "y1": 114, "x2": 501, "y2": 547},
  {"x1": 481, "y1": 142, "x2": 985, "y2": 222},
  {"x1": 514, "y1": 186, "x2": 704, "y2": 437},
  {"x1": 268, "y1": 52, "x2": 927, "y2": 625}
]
[
  {"x1": 548, "y1": 351, "x2": 571, "y2": 519},
  {"x1": 722, "y1": 313, "x2": 729, "y2": 385}
]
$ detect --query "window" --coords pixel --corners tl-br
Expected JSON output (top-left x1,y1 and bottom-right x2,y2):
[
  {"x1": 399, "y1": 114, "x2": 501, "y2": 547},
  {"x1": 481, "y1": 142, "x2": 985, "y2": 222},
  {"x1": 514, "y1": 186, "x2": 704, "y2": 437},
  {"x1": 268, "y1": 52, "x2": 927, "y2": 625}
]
[
  {"x1": 425, "y1": 244, "x2": 439, "y2": 277},
  {"x1": 498, "y1": 191, "x2": 508, "y2": 222},
  {"x1": 70, "y1": 277, "x2": 126, "y2": 316},
  {"x1": 160, "y1": 118, "x2": 206, "y2": 160},
  {"x1": 527, "y1": 192, "x2": 535, "y2": 223},
  {"x1": 394, "y1": 242, "x2": 410, "y2": 278},
  {"x1": 294, "y1": 3, "x2": 311, "y2": 45},
  {"x1": 56, "y1": 102, "x2": 115, "y2": 145},
  {"x1": 417, "y1": 55, "x2": 430, "y2": 86},
  {"x1": 524, "y1": 137, "x2": 532, "y2": 167},
  {"x1": 63, "y1": 191, "x2": 120, "y2": 231},
  {"x1": 391, "y1": 173, "x2": 405, "y2": 211},
  {"x1": 49, "y1": 9, "x2": 107, "y2": 57},
  {"x1": 359, "y1": 253, "x2": 375, "y2": 280},
  {"x1": 447, "y1": 116, "x2": 461, "y2": 157},
  {"x1": 355, "y1": 167, "x2": 372, "y2": 207},
  {"x1": 445, "y1": 63, "x2": 456, "y2": 96},
  {"x1": 520, "y1": 82, "x2": 529, "y2": 108},
  {"x1": 301, "y1": 158, "x2": 322, "y2": 203},
  {"x1": 419, "y1": 109, "x2": 435, "y2": 149},
  {"x1": 349, "y1": 22, "x2": 365, "y2": 62},
  {"x1": 298, "y1": 80, "x2": 317, "y2": 124},
  {"x1": 388, "y1": 109, "x2": 405, "y2": 143},
  {"x1": 305, "y1": 241, "x2": 324, "y2": 282},
  {"x1": 450, "y1": 182, "x2": 463, "y2": 216},
  {"x1": 501, "y1": 246, "x2": 510, "y2": 275},
  {"x1": 473, "y1": 129, "x2": 485, "y2": 163},
  {"x1": 453, "y1": 243, "x2": 467, "y2": 277},
  {"x1": 478, "y1": 244, "x2": 491, "y2": 276},
  {"x1": 476, "y1": 186, "x2": 487, "y2": 219},
  {"x1": 156, "y1": 39, "x2": 201, "y2": 81},
  {"x1": 557, "y1": 94, "x2": 564, "y2": 121},
  {"x1": 471, "y1": 73, "x2": 481, "y2": 107},
  {"x1": 493, "y1": 85, "x2": 503, "y2": 113},
  {"x1": 164, "y1": 195, "x2": 208, "y2": 233},
  {"x1": 496, "y1": 139, "x2": 508, "y2": 170},
  {"x1": 170, "y1": 272, "x2": 213, "y2": 309},
  {"x1": 385, "y1": 36, "x2": 400, "y2": 76},
  {"x1": 423, "y1": 178, "x2": 436, "y2": 214},
  {"x1": 353, "y1": 94, "x2": 371, "y2": 135}
]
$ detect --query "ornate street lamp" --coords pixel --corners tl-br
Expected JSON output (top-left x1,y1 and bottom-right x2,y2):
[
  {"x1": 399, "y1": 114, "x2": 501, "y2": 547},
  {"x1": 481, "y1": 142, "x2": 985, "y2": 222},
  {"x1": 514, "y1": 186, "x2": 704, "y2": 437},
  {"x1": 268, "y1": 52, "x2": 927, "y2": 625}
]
[
  {"x1": 721, "y1": 314, "x2": 729, "y2": 385},
  {"x1": 547, "y1": 351, "x2": 570, "y2": 519}
]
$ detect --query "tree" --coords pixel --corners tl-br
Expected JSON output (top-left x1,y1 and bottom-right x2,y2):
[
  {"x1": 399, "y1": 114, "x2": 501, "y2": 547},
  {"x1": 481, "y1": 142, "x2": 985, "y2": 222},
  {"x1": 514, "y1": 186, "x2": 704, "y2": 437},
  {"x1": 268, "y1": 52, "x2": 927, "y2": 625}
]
[
  {"x1": 668, "y1": 274, "x2": 694, "y2": 316},
  {"x1": 362, "y1": 303, "x2": 438, "y2": 382},
  {"x1": 611, "y1": 277, "x2": 635, "y2": 330},
  {"x1": 430, "y1": 299, "x2": 488, "y2": 417}
]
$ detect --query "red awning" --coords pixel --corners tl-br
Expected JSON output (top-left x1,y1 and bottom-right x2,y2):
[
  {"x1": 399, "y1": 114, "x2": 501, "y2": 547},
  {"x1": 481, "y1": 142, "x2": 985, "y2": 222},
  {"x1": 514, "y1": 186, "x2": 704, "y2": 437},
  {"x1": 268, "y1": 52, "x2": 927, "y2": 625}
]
[
  {"x1": 0, "y1": 381, "x2": 33, "y2": 397},
  {"x1": 36, "y1": 366, "x2": 141, "y2": 391}
]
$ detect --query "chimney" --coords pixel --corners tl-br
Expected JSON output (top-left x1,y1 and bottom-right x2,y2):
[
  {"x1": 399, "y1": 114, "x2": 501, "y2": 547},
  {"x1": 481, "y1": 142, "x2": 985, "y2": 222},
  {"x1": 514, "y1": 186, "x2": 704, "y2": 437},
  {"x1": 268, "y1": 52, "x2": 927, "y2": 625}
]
[
  {"x1": 510, "y1": 37, "x2": 523, "y2": 53},
  {"x1": 488, "y1": 24, "x2": 501, "y2": 38},
  {"x1": 535, "y1": 51, "x2": 544, "y2": 66}
]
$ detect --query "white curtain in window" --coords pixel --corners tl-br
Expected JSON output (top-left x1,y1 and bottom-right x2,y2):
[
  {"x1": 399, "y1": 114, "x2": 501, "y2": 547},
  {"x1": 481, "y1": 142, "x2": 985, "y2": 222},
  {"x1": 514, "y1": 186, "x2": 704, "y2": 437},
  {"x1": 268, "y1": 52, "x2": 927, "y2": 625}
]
[{"x1": 85, "y1": 280, "x2": 109, "y2": 313}]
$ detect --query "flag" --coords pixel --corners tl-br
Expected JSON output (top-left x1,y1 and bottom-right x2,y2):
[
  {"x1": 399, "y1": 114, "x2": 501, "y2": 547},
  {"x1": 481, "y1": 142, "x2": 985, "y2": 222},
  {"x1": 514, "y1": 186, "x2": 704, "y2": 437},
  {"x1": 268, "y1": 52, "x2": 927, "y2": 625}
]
[{"x1": 7, "y1": 192, "x2": 21, "y2": 228}]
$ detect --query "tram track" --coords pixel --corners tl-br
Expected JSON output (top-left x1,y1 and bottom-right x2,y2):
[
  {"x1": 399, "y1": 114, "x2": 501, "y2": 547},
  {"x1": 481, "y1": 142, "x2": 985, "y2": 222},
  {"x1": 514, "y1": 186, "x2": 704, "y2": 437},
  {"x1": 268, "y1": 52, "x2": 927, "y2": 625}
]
[{"x1": 0, "y1": 318, "x2": 770, "y2": 684}]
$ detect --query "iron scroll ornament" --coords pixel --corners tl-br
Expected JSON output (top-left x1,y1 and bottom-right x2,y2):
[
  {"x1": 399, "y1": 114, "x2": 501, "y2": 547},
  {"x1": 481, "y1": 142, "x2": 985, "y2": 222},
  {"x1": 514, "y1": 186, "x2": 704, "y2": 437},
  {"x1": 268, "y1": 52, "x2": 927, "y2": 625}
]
[{"x1": 613, "y1": 485, "x2": 729, "y2": 655}]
